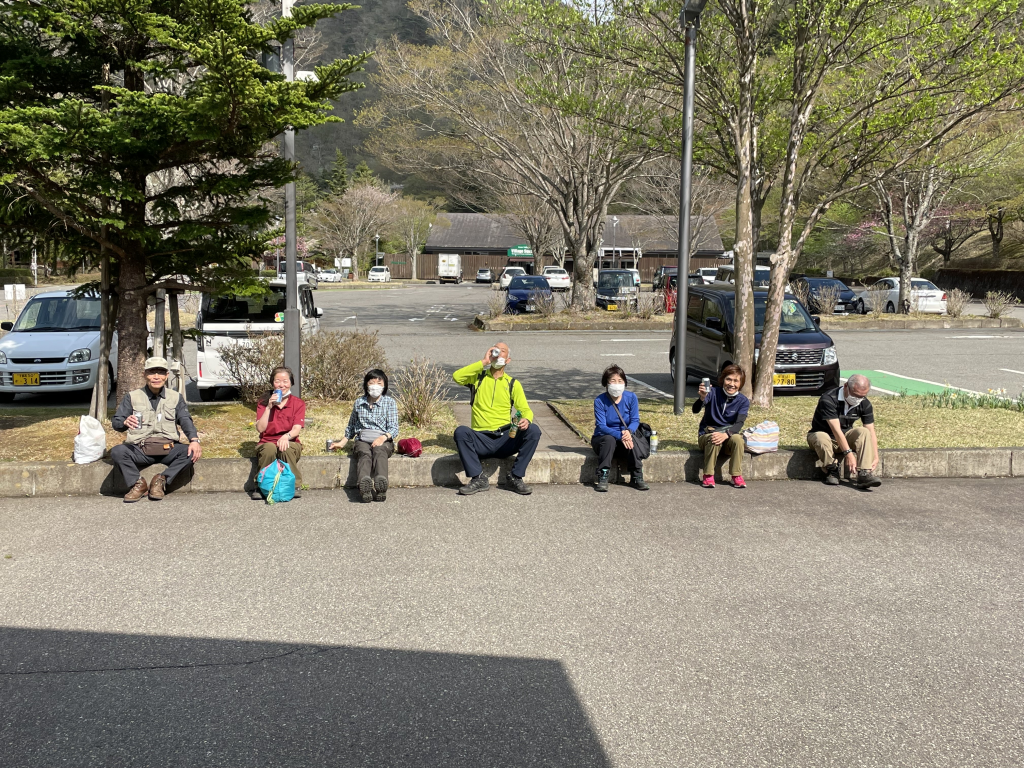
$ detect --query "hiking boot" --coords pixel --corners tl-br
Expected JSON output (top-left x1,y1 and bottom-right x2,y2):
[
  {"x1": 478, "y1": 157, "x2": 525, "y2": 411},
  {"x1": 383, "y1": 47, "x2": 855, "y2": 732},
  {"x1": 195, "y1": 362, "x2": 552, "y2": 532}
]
[
  {"x1": 459, "y1": 474, "x2": 490, "y2": 496},
  {"x1": 595, "y1": 468, "x2": 610, "y2": 492},
  {"x1": 505, "y1": 472, "x2": 533, "y2": 495},
  {"x1": 732, "y1": 475, "x2": 747, "y2": 489},
  {"x1": 822, "y1": 464, "x2": 840, "y2": 486},
  {"x1": 359, "y1": 477, "x2": 374, "y2": 503},
  {"x1": 148, "y1": 474, "x2": 167, "y2": 501},
  {"x1": 250, "y1": 489, "x2": 263, "y2": 500},
  {"x1": 629, "y1": 470, "x2": 650, "y2": 491},
  {"x1": 373, "y1": 476, "x2": 388, "y2": 502},
  {"x1": 700, "y1": 474, "x2": 716, "y2": 489},
  {"x1": 856, "y1": 469, "x2": 882, "y2": 489},
  {"x1": 124, "y1": 477, "x2": 149, "y2": 503}
]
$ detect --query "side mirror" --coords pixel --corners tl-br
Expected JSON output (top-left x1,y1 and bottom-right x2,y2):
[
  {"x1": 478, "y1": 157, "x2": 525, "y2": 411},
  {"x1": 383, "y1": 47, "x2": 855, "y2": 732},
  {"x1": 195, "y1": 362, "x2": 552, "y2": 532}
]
[
  {"x1": 705, "y1": 316, "x2": 723, "y2": 330},
  {"x1": 316, "y1": 308, "x2": 324, "y2": 318},
  {"x1": 813, "y1": 316, "x2": 821, "y2": 326},
  {"x1": 0, "y1": 321, "x2": 12, "y2": 331}
]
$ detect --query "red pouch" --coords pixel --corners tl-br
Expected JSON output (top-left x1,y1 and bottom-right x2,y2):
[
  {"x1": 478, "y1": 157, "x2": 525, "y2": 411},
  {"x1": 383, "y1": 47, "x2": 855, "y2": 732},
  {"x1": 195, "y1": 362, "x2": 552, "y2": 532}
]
[{"x1": 397, "y1": 438, "x2": 423, "y2": 458}]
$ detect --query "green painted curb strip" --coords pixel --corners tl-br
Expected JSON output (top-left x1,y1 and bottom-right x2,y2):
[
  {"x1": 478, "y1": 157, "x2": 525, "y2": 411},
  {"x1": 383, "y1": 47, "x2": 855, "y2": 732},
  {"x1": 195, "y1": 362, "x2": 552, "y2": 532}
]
[{"x1": 841, "y1": 370, "x2": 952, "y2": 396}]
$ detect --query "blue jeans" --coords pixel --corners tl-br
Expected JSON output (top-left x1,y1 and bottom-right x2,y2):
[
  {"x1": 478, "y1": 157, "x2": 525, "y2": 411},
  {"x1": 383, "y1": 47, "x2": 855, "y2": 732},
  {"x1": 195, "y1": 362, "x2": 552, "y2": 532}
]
[{"x1": 454, "y1": 424, "x2": 541, "y2": 479}]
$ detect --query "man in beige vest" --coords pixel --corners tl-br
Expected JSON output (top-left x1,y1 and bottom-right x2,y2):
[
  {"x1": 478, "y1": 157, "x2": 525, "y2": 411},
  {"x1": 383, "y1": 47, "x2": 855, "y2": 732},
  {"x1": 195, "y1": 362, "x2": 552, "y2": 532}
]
[{"x1": 110, "y1": 357, "x2": 202, "y2": 502}]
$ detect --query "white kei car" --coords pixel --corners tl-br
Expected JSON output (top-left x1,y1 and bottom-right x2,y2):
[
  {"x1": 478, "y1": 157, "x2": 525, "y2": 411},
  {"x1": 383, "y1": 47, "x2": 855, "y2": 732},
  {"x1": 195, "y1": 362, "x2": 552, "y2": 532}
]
[
  {"x1": 542, "y1": 267, "x2": 572, "y2": 291},
  {"x1": 319, "y1": 269, "x2": 343, "y2": 283},
  {"x1": 860, "y1": 277, "x2": 948, "y2": 314},
  {"x1": 0, "y1": 290, "x2": 118, "y2": 402},
  {"x1": 367, "y1": 266, "x2": 392, "y2": 283}
]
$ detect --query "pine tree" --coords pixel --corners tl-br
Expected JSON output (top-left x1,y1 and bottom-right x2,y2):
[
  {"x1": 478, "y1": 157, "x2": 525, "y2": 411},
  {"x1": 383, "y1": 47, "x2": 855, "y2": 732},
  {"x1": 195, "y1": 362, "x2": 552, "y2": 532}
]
[
  {"x1": 352, "y1": 161, "x2": 376, "y2": 186},
  {"x1": 328, "y1": 150, "x2": 350, "y2": 196},
  {"x1": 0, "y1": 0, "x2": 370, "y2": 396}
]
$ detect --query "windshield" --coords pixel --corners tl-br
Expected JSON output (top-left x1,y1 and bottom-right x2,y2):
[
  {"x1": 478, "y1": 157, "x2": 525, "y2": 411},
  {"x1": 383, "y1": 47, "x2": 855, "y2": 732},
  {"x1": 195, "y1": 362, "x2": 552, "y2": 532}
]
[
  {"x1": 723, "y1": 296, "x2": 817, "y2": 333},
  {"x1": 912, "y1": 279, "x2": 939, "y2": 290},
  {"x1": 203, "y1": 290, "x2": 287, "y2": 323},
  {"x1": 598, "y1": 273, "x2": 634, "y2": 290},
  {"x1": 12, "y1": 296, "x2": 101, "y2": 332},
  {"x1": 509, "y1": 276, "x2": 548, "y2": 290},
  {"x1": 370, "y1": 267, "x2": 386, "y2": 273}
]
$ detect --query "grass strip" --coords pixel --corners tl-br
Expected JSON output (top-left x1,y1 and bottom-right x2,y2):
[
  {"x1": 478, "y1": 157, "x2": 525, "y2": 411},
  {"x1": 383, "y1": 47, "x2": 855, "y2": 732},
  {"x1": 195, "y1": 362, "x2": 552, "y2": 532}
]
[
  {"x1": 0, "y1": 402, "x2": 457, "y2": 462},
  {"x1": 549, "y1": 395, "x2": 1024, "y2": 450}
]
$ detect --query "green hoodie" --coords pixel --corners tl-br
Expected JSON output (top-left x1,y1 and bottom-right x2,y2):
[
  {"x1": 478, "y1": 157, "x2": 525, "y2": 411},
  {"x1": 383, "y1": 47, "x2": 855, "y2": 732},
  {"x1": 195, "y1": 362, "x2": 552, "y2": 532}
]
[{"x1": 453, "y1": 360, "x2": 534, "y2": 431}]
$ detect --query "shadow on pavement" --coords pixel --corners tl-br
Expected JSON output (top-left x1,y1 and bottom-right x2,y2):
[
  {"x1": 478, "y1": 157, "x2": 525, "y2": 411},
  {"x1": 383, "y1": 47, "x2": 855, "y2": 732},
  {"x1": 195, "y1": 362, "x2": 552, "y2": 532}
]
[{"x1": 0, "y1": 626, "x2": 610, "y2": 767}]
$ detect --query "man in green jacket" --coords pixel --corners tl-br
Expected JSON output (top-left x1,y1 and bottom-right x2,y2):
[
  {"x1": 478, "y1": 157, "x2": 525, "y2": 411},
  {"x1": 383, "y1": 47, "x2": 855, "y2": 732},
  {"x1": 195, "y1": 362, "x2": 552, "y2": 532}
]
[{"x1": 453, "y1": 342, "x2": 539, "y2": 495}]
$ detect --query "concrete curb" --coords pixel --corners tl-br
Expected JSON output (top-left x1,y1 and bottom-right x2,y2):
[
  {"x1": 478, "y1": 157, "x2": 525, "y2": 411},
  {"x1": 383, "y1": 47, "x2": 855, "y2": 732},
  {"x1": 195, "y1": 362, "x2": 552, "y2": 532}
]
[
  {"x1": 2, "y1": 447, "x2": 1020, "y2": 497},
  {"x1": 819, "y1": 317, "x2": 1022, "y2": 331},
  {"x1": 473, "y1": 315, "x2": 671, "y2": 332}
]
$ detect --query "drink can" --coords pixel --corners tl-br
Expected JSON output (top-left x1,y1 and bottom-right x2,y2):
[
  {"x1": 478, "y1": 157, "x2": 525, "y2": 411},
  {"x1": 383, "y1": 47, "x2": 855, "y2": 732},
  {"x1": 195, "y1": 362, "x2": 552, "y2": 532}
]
[
  {"x1": 274, "y1": 388, "x2": 283, "y2": 402},
  {"x1": 132, "y1": 410, "x2": 142, "y2": 428},
  {"x1": 326, "y1": 439, "x2": 334, "y2": 451},
  {"x1": 701, "y1": 377, "x2": 711, "y2": 389},
  {"x1": 650, "y1": 430, "x2": 658, "y2": 454}
]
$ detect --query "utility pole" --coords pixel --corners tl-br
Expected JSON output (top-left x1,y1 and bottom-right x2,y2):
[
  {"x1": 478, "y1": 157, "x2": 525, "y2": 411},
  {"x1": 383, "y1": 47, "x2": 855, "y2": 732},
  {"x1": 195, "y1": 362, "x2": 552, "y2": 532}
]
[
  {"x1": 282, "y1": 0, "x2": 301, "y2": 396},
  {"x1": 673, "y1": 0, "x2": 708, "y2": 414}
]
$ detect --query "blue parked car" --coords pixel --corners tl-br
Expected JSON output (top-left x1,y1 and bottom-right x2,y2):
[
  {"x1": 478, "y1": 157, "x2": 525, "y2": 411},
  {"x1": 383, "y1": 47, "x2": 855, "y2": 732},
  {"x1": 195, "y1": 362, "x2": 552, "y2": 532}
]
[
  {"x1": 792, "y1": 276, "x2": 861, "y2": 315},
  {"x1": 505, "y1": 275, "x2": 553, "y2": 314}
]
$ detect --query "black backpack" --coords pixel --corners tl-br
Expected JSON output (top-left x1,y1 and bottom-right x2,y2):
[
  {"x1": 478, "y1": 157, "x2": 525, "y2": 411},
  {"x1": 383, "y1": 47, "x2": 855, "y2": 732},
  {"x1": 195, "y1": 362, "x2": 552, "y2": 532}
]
[{"x1": 467, "y1": 370, "x2": 516, "y2": 407}]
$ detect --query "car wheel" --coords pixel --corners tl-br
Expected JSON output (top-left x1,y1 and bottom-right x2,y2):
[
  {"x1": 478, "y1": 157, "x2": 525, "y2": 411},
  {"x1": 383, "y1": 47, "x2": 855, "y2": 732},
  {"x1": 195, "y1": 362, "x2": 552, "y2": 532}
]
[
  {"x1": 669, "y1": 350, "x2": 675, "y2": 381},
  {"x1": 885, "y1": 301, "x2": 895, "y2": 314},
  {"x1": 198, "y1": 387, "x2": 217, "y2": 402},
  {"x1": 856, "y1": 299, "x2": 865, "y2": 314}
]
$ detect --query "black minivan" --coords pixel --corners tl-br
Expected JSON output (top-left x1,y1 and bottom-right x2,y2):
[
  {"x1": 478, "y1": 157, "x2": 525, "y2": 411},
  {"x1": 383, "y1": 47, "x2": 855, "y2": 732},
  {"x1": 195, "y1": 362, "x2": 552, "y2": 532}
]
[{"x1": 669, "y1": 285, "x2": 840, "y2": 392}]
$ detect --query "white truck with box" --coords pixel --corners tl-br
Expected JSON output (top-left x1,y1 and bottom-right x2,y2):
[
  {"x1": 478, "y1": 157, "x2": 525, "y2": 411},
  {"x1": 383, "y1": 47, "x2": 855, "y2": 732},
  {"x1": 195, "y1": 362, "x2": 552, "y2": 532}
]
[{"x1": 437, "y1": 254, "x2": 462, "y2": 284}]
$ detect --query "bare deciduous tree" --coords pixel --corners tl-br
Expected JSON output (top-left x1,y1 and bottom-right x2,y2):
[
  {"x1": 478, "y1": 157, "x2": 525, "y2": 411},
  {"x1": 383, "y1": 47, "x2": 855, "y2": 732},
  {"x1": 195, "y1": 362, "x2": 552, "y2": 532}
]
[{"x1": 307, "y1": 182, "x2": 399, "y2": 279}]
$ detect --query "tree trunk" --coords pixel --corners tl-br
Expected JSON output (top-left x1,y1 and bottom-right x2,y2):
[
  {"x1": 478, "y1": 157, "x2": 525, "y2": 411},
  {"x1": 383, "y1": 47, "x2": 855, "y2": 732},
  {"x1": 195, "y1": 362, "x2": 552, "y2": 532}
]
[
  {"x1": 89, "y1": 245, "x2": 112, "y2": 421},
  {"x1": 569, "y1": 238, "x2": 595, "y2": 308},
  {"x1": 411, "y1": 249, "x2": 418, "y2": 281},
  {"x1": 989, "y1": 209, "x2": 1004, "y2": 260},
  {"x1": 115, "y1": 250, "x2": 149, "y2": 401},
  {"x1": 169, "y1": 292, "x2": 185, "y2": 394}
]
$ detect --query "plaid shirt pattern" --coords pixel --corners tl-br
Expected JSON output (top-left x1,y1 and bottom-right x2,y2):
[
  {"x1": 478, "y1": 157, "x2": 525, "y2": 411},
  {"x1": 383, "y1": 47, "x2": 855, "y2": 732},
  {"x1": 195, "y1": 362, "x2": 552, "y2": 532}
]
[{"x1": 345, "y1": 394, "x2": 400, "y2": 440}]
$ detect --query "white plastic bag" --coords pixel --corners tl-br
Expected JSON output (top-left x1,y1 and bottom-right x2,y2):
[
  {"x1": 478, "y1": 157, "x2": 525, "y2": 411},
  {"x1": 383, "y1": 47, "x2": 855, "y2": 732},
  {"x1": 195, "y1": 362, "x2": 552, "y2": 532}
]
[{"x1": 73, "y1": 415, "x2": 106, "y2": 464}]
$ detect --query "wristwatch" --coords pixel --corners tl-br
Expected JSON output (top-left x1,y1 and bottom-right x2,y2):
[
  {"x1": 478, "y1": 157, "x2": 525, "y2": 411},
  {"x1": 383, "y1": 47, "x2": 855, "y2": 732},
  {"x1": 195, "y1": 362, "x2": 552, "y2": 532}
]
[
  {"x1": 841, "y1": 448, "x2": 852, "y2": 455},
  {"x1": 190, "y1": 437, "x2": 201, "y2": 444}
]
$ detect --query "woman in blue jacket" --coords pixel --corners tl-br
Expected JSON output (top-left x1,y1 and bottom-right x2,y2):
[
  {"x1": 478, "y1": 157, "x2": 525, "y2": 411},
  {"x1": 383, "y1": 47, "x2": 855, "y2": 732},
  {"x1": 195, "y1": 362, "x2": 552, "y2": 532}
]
[{"x1": 592, "y1": 365, "x2": 649, "y2": 492}]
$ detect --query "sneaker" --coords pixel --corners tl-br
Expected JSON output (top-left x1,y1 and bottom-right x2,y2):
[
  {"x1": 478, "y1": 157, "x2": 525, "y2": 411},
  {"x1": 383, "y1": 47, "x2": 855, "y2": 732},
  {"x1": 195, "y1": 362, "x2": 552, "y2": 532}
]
[
  {"x1": 459, "y1": 474, "x2": 490, "y2": 496},
  {"x1": 700, "y1": 474, "x2": 716, "y2": 489},
  {"x1": 822, "y1": 464, "x2": 840, "y2": 486},
  {"x1": 595, "y1": 468, "x2": 610, "y2": 492},
  {"x1": 856, "y1": 469, "x2": 882, "y2": 489},
  {"x1": 732, "y1": 475, "x2": 747, "y2": 489},
  {"x1": 358, "y1": 477, "x2": 374, "y2": 503},
  {"x1": 629, "y1": 470, "x2": 650, "y2": 491},
  {"x1": 373, "y1": 476, "x2": 388, "y2": 502},
  {"x1": 505, "y1": 472, "x2": 533, "y2": 495}
]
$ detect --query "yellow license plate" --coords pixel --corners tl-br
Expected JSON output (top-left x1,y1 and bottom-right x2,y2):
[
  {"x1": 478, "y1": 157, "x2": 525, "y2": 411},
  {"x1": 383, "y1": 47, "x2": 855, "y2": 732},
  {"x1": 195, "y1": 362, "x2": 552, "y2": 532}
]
[
  {"x1": 13, "y1": 372, "x2": 40, "y2": 386},
  {"x1": 607, "y1": 304, "x2": 618, "y2": 311},
  {"x1": 773, "y1": 373, "x2": 797, "y2": 387}
]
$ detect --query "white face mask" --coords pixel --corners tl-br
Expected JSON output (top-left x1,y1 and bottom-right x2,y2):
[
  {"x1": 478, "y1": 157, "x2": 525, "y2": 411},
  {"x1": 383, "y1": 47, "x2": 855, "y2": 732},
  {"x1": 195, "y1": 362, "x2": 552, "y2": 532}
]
[
  {"x1": 367, "y1": 384, "x2": 384, "y2": 398},
  {"x1": 845, "y1": 390, "x2": 864, "y2": 407},
  {"x1": 607, "y1": 383, "x2": 626, "y2": 398},
  {"x1": 492, "y1": 357, "x2": 507, "y2": 368}
]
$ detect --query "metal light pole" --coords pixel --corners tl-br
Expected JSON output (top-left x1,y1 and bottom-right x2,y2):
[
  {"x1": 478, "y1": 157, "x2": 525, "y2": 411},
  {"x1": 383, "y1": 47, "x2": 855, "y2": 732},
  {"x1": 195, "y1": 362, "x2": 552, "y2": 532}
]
[
  {"x1": 375, "y1": 233, "x2": 380, "y2": 266},
  {"x1": 673, "y1": 0, "x2": 707, "y2": 414},
  {"x1": 611, "y1": 216, "x2": 618, "y2": 267},
  {"x1": 282, "y1": 0, "x2": 301, "y2": 396}
]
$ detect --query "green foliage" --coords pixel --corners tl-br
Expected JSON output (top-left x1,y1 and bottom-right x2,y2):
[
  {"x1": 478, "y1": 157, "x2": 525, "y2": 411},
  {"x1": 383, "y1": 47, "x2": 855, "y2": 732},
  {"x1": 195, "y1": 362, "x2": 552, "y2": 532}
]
[
  {"x1": 919, "y1": 388, "x2": 1024, "y2": 412},
  {"x1": 0, "y1": 0, "x2": 370, "y2": 391},
  {"x1": 327, "y1": 150, "x2": 349, "y2": 196},
  {"x1": 352, "y1": 160, "x2": 375, "y2": 186}
]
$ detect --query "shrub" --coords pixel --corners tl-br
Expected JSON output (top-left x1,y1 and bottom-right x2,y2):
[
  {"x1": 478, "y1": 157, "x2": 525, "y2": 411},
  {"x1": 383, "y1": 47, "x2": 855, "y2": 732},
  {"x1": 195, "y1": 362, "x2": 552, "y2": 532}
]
[
  {"x1": 530, "y1": 288, "x2": 558, "y2": 318},
  {"x1": 791, "y1": 280, "x2": 810, "y2": 309},
  {"x1": 945, "y1": 288, "x2": 970, "y2": 318},
  {"x1": 815, "y1": 283, "x2": 842, "y2": 315},
  {"x1": 485, "y1": 290, "x2": 508, "y2": 319},
  {"x1": 982, "y1": 290, "x2": 1021, "y2": 318},
  {"x1": 393, "y1": 356, "x2": 451, "y2": 428},
  {"x1": 636, "y1": 292, "x2": 662, "y2": 320},
  {"x1": 867, "y1": 283, "x2": 888, "y2": 318},
  {"x1": 219, "y1": 329, "x2": 388, "y2": 404}
]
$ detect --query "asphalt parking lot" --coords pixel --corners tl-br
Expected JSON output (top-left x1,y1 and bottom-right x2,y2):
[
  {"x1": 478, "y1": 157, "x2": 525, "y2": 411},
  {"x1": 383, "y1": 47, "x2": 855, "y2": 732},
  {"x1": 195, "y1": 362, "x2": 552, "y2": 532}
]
[
  {"x1": 1, "y1": 479, "x2": 1021, "y2": 767},
  {"x1": 2, "y1": 282, "x2": 1023, "y2": 406}
]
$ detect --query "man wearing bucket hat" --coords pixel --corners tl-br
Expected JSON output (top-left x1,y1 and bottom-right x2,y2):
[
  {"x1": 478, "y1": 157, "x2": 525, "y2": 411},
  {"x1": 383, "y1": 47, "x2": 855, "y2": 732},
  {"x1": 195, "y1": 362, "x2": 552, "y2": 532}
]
[{"x1": 110, "y1": 357, "x2": 202, "y2": 502}]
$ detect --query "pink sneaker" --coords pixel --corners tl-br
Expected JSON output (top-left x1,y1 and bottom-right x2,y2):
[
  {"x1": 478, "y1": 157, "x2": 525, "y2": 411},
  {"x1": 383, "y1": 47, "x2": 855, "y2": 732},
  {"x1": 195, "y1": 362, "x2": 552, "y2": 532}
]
[
  {"x1": 732, "y1": 475, "x2": 747, "y2": 489},
  {"x1": 701, "y1": 474, "x2": 716, "y2": 489}
]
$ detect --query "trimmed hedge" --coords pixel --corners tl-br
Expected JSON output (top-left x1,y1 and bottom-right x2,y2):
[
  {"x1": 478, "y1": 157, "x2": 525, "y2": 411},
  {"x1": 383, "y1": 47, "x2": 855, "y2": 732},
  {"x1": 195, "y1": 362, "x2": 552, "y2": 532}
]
[{"x1": 935, "y1": 269, "x2": 1024, "y2": 300}]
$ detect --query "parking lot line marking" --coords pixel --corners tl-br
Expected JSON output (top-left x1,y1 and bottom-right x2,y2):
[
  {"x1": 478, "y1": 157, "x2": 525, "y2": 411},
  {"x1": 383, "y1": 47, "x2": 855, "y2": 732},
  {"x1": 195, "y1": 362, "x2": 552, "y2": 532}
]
[
  {"x1": 600, "y1": 353, "x2": 634, "y2": 356},
  {"x1": 839, "y1": 376, "x2": 902, "y2": 397},
  {"x1": 631, "y1": 377, "x2": 672, "y2": 398},
  {"x1": 1000, "y1": 368, "x2": 1024, "y2": 376},
  {"x1": 946, "y1": 335, "x2": 1015, "y2": 339},
  {"x1": 601, "y1": 339, "x2": 667, "y2": 342}
]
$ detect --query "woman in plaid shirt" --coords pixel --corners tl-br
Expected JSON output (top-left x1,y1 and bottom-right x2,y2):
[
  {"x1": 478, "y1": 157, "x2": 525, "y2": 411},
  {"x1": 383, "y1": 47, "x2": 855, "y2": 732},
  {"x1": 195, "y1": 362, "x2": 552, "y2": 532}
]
[{"x1": 332, "y1": 369, "x2": 400, "y2": 502}]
